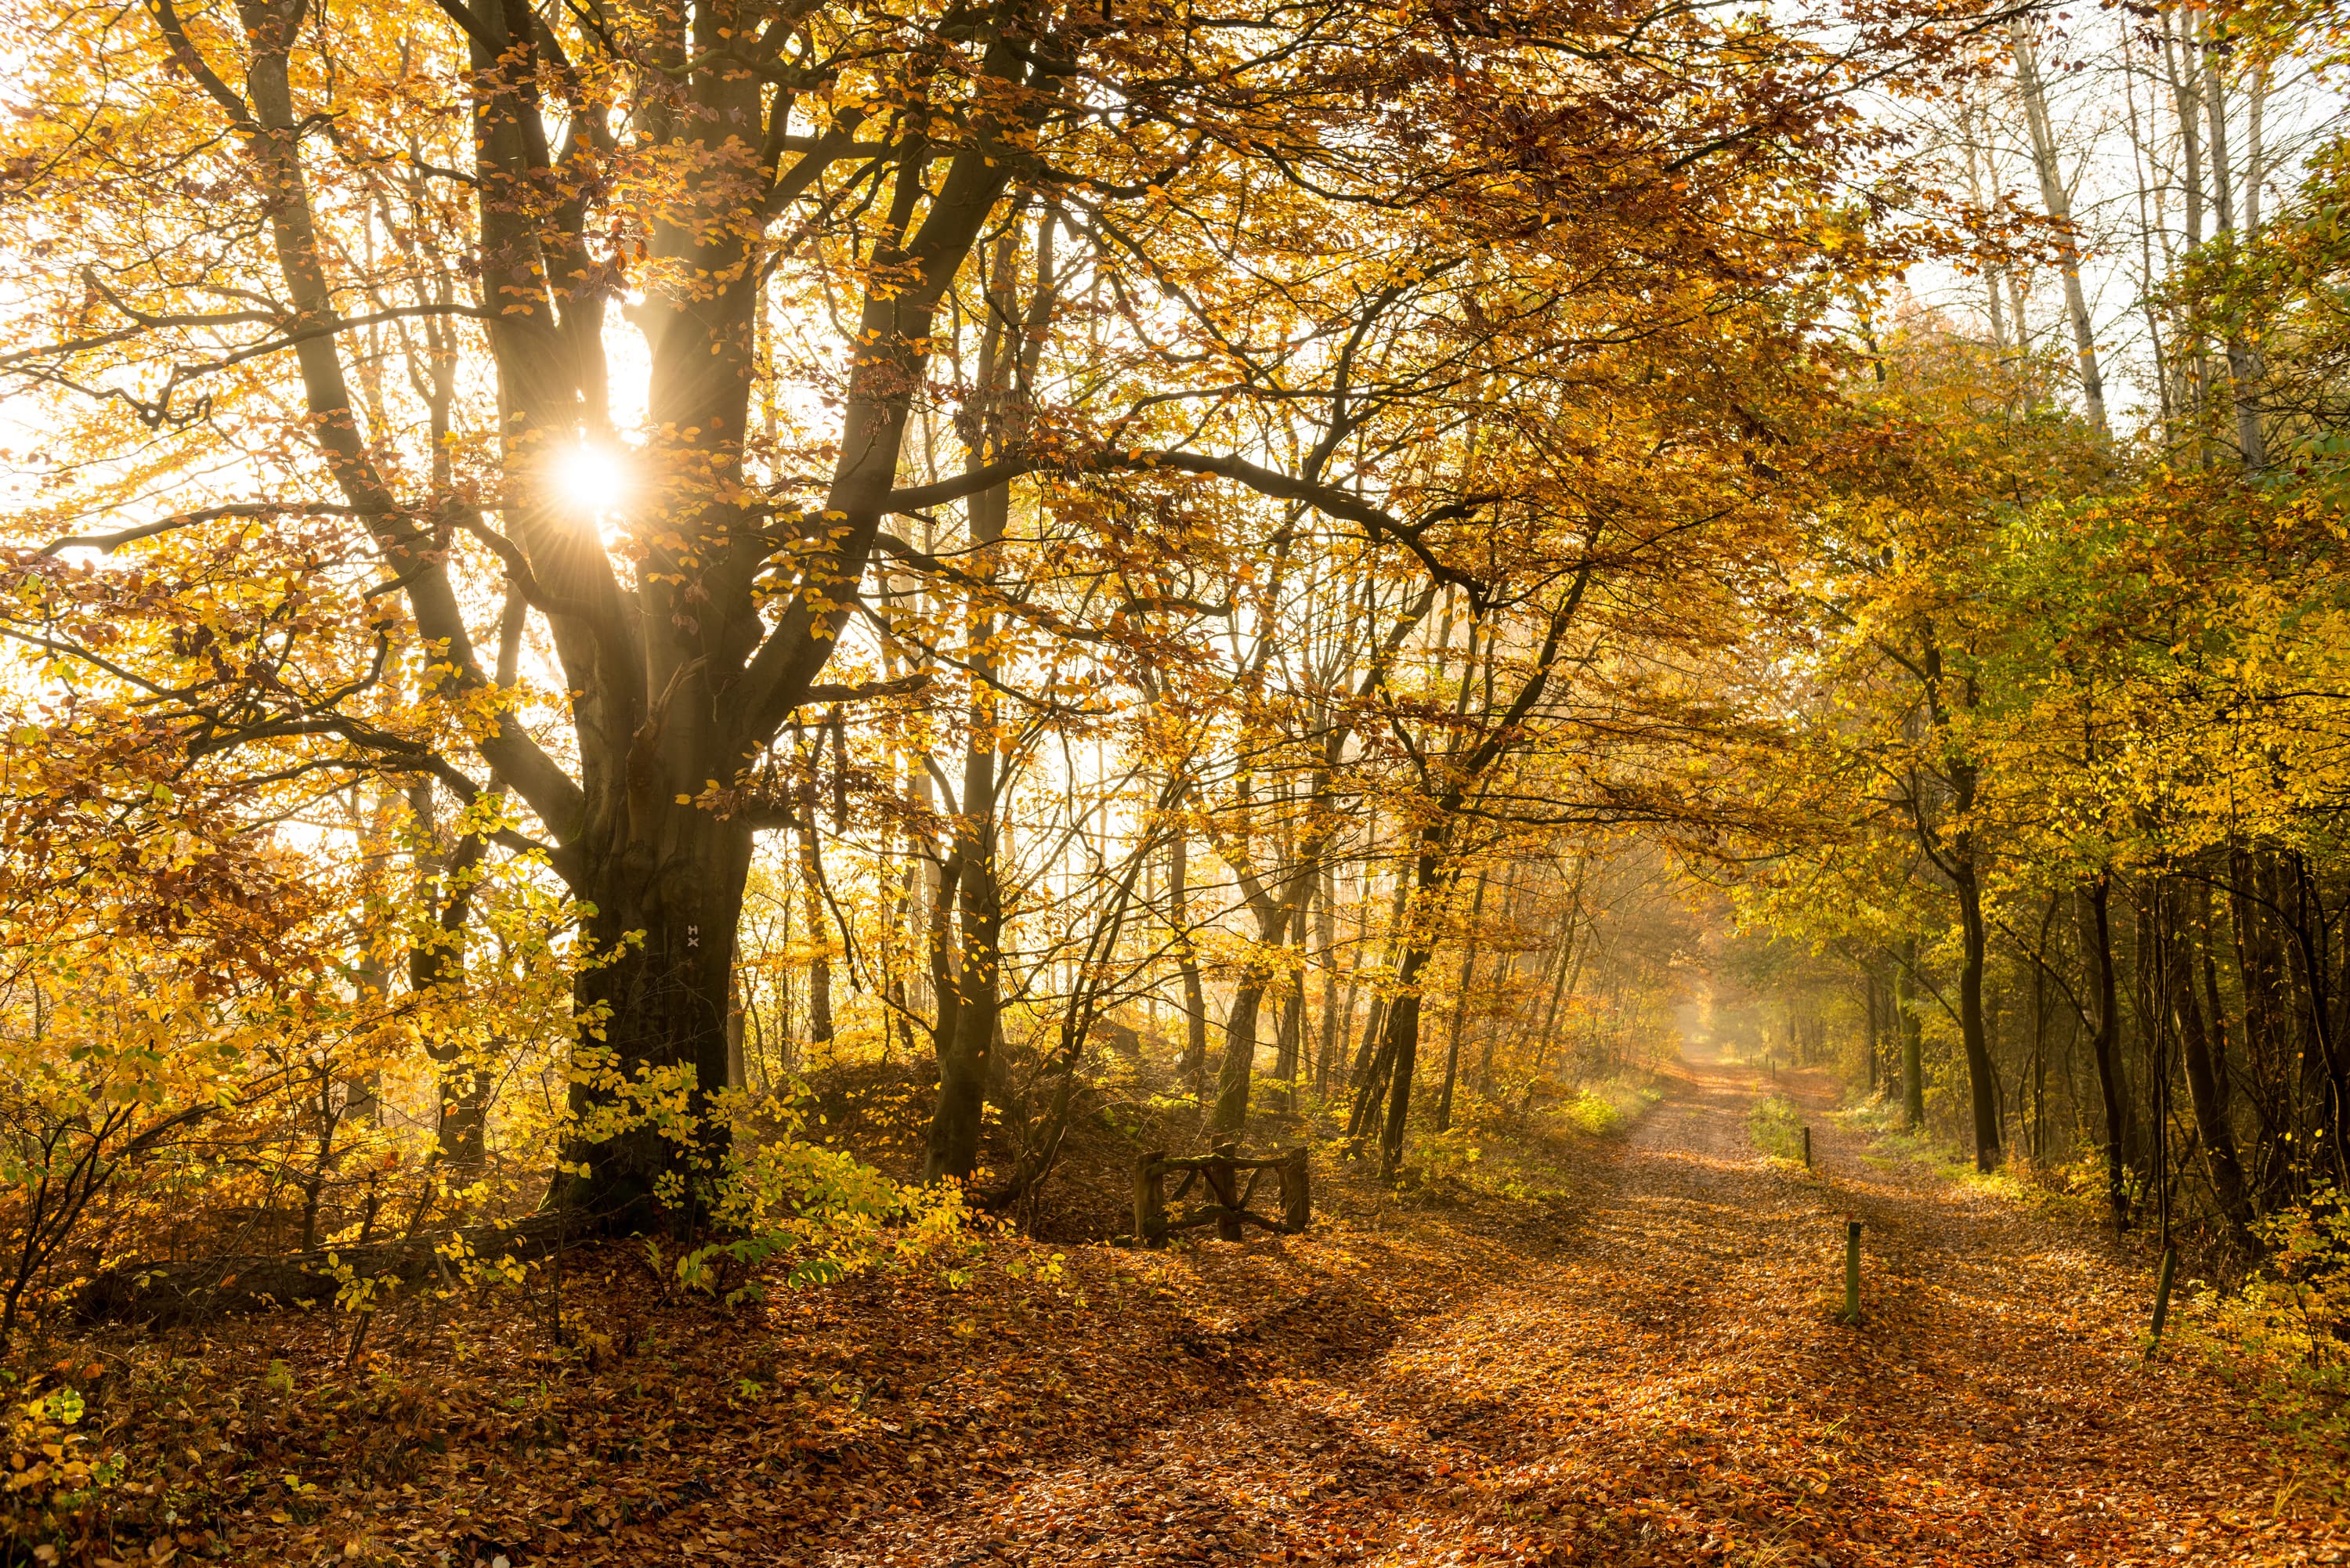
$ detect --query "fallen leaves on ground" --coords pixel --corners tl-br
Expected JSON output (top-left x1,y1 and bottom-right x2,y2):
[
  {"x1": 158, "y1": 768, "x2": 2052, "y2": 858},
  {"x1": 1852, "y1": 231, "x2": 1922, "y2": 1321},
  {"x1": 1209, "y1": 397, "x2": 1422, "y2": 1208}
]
[{"x1": 28, "y1": 1060, "x2": 2349, "y2": 1566}]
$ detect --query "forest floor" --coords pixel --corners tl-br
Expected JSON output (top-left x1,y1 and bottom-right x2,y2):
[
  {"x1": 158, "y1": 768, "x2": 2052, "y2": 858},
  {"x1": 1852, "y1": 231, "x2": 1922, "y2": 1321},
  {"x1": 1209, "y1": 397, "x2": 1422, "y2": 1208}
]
[{"x1": 41, "y1": 1053, "x2": 2350, "y2": 1566}]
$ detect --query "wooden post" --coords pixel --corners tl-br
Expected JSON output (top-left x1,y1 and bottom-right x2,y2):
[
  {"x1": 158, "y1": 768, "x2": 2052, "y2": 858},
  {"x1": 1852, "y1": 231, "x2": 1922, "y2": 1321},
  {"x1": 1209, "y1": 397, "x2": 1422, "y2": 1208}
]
[
  {"x1": 1134, "y1": 1151, "x2": 1169, "y2": 1248},
  {"x1": 1279, "y1": 1146, "x2": 1311, "y2": 1234},
  {"x1": 1802, "y1": 1126, "x2": 1813, "y2": 1169},
  {"x1": 2149, "y1": 1245, "x2": 2178, "y2": 1347},
  {"x1": 1207, "y1": 1140, "x2": 1242, "y2": 1241},
  {"x1": 1842, "y1": 1219, "x2": 1862, "y2": 1324}
]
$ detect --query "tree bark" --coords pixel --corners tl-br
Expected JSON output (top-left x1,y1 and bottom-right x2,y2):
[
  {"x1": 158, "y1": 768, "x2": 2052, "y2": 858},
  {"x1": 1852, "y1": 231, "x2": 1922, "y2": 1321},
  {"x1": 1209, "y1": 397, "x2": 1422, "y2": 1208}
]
[
  {"x1": 1437, "y1": 869, "x2": 1491, "y2": 1133},
  {"x1": 562, "y1": 816, "x2": 756, "y2": 1221},
  {"x1": 2077, "y1": 873, "x2": 2135, "y2": 1225},
  {"x1": 1896, "y1": 938, "x2": 1926, "y2": 1130},
  {"x1": 2171, "y1": 874, "x2": 2255, "y2": 1246},
  {"x1": 1378, "y1": 858, "x2": 1444, "y2": 1178},
  {"x1": 1211, "y1": 905, "x2": 1287, "y2": 1136}
]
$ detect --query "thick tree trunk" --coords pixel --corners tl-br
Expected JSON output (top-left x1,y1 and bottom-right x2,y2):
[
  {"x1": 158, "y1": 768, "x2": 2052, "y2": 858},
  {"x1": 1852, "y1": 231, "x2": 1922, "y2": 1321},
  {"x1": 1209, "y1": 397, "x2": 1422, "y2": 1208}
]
[
  {"x1": 560, "y1": 811, "x2": 754, "y2": 1223},
  {"x1": 1211, "y1": 914, "x2": 1284, "y2": 1136}
]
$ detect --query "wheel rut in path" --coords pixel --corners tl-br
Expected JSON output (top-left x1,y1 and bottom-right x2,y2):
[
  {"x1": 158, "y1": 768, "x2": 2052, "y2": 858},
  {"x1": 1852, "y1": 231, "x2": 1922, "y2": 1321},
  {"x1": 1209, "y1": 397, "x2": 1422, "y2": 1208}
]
[{"x1": 812, "y1": 1059, "x2": 2338, "y2": 1566}]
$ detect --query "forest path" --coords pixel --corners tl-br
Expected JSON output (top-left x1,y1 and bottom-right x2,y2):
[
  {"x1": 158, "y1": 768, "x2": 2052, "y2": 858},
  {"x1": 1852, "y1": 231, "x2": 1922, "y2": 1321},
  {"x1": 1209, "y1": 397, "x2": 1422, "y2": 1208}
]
[{"x1": 812, "y1": 1058, "x2": 2330, "y2": 1566}]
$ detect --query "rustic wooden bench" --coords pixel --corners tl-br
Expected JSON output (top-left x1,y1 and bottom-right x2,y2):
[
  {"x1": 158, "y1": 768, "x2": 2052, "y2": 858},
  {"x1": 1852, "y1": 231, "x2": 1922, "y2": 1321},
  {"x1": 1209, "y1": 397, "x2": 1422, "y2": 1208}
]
[{"x1": 1133, "y1": 1142, "x2": 1310, "y2": 1245}]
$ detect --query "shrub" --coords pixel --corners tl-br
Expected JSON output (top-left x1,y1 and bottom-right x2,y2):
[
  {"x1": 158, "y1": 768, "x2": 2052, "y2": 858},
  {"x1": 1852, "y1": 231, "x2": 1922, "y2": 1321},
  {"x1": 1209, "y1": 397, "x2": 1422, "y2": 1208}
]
[
  {"x1": 1749, "y1": 1094, "x2": 1805, "y2": 1163},
  {"x1": 2180, "y1": 1185, "x2": 2350, "y2": 1451}
]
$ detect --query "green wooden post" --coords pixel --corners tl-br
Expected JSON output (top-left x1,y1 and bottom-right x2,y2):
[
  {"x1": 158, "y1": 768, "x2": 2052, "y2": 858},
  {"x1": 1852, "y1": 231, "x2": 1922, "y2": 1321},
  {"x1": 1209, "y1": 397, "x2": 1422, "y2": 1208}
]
[
  {"x1": 1842, "y1": 1219, "x2": 1862, "y2": 1324},
  {"x1": 2149, "y1": 1245, "x2": 2178, "y2": 1346}
]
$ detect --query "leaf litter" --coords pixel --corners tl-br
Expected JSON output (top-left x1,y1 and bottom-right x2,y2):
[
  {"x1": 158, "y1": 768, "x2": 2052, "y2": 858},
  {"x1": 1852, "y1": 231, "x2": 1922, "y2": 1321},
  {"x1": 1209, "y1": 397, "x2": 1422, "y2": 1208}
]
[{"x1": 31, "y1": 1060, "x2": 2348, "y2": 1566}]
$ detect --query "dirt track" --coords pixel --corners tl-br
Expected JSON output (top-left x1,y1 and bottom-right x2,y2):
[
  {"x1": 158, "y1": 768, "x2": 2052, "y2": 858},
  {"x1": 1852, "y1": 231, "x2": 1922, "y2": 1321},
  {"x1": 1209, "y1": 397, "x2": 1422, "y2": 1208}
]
[{"x1": 815, "y1": 1057, "x2": 2340, "y2": 1566}]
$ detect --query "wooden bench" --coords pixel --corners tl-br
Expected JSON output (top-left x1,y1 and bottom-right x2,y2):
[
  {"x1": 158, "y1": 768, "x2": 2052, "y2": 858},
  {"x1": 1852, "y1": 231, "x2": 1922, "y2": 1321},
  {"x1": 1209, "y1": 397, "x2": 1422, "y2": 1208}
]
[{"x1": 1133, "y1": 1142, "x2": 1310, "y2": 1245}]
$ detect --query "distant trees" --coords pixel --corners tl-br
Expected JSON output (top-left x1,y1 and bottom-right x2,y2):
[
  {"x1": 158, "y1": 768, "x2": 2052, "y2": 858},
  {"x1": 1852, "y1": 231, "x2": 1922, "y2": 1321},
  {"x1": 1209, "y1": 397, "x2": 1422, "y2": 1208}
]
[{"x1": 1731, "y1": 1, "x2": 2350, "y2": 1258}]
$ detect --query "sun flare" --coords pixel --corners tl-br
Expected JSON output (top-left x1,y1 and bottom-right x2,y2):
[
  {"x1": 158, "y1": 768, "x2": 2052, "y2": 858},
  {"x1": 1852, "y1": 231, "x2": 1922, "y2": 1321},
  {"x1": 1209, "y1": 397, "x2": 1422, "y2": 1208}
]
[{"x1": 551, "y1": 442, "x2": 630, "y2": 515}]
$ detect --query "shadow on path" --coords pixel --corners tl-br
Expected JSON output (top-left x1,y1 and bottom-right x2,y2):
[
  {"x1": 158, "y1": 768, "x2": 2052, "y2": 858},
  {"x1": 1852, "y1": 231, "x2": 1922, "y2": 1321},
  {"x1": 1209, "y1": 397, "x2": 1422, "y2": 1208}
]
[{"x1": 812, "y1": 1059, "x2": 2336, "y2": 1566}]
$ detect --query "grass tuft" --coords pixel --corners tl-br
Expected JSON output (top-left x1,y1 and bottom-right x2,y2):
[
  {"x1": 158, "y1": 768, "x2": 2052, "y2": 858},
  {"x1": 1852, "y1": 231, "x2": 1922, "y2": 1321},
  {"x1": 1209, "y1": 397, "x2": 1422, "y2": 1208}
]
[{"x1": 1748, "y1": 1093, "x2": 1805, "y2": 1164}]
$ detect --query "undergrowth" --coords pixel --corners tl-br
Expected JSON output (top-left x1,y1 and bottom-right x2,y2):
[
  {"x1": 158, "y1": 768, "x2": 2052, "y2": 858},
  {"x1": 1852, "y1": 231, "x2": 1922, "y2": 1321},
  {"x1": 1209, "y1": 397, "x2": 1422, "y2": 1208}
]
[
  {"x1": 1834, "y1": 1098, "x2": 2105, "y2": 1223},
  {"x1": 1423, "y1": 1071, "x2": 1668, "y2": 1203},
  {"x1": 2178, "y1": 1187, "x2": 2350, "y2": 1471},
  {"x1": 1832, "y1": 1096, "x2": 2349, "y2": 1467},
  {"x1": 1555, "y1": 1075, "x2": 1664, "y2": 1139},
  {"x1": 1748, "y1": 1093, "x2": 1805, "y2": 1164}
]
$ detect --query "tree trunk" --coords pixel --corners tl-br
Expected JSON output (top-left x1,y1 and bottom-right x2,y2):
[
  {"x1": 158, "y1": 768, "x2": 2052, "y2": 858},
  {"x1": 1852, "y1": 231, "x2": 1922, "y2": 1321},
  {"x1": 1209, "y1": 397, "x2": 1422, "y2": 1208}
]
[
  {"x1": 1211, "y1": 909, "x2": 1286, "y2": 1136},
  {"x1": 561, "y1": 813, "x2": 755, "y2": 1223},
  {"x1": 2010, "y1": 23, "x2": 2111, "y2": 438},
  {"x1": 2171, "y1": 875, "x2": 2255, "y2": 1246},
  {"x1": 1378, "y1": 949, "x2": 1434, "y2": 1179},
  {"x1": 1864, "y1": 965, "x2": 1882, "y2": 1096},
  {"x1": 1928, "y1": 740, "x2": 2003, "y2": 1172},
  {"x1": 1955, "y1": 869, "x2": 2001, "y2": 1170},
  {"x1": 2201, "y1": 44, "x2": 2268, "y2": 469},
  {"x1": 1378, "y1": 848, "x2": 1449, "y2": 1176},
  {"x1": 1896, "y1": 938, "x2": 1926, "y2": 1130},
  {"x1": 1317, "y1": 859, "x2": 1341, "y2": 1095},
  {"x1": 1273, "y1": 883, "x2": 1311, "y2": 1114},
  {"x1": 1436, "y1": 869, "x2": 1490, "y2": 1133},
  {"x1": 1170, "y1": 829, "x2": 1209, "y2": 1094},
  {"x1": 2077, "y1": 873, "x2": 2135, "y2": 1223},
  {"x1": 796, "y1": 757, "x2": 835, "y2": 1050},
  {"x1": 924, "y1": 714, "x2": 1006, "y2": 1183}
]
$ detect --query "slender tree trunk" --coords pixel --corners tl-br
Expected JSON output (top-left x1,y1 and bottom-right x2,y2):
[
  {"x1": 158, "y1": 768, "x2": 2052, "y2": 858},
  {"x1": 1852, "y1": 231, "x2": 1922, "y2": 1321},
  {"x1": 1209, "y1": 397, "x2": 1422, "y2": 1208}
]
[
  {"x1": 1379, "y1": 949, "x2": 1434, "y2": 1177},
  {"x1": 1379, "y1": 847, "x2": 1450, "y2": 1176},
  {"x1": 2200, "y1": 46, "x2": 2268, "y2": 468},
  {"x1": 924, "y1": 218, "x2": 1058, "y2": 1179},
  {"x1": 1211, "y1": 905, "x2": 1287, "y2": 1136},
  {"x1": 1169, "y1": 827, "x2": 1209, "y2": 1093},
  {"x1": 2171, "y1": 874, "x2": 2256, "y2": 1247},
  {"x1": 1273, "y1": 880, "x2": 1311, "y2": 1114},
  {"x1": 2161, "y1": 5, "x2": 2214, "y2": 458},
  {"x1": 1317, "y1": 858, "x2": 1341, "y2": 1094},
  {"x1": 1865, "y1": 966, "x2": 1882, "y2": 1096},
  {"x1": 923, "y1": 667, "x2": 1008, "y2": 1182},
  {"x1": 1896, "y1": 938, "x2": 1926, "y2": 1129},
  {"x1": 795, "y1": 743, "x2": 835, "y2": 1050},
  {"x1": 1436, "y1": 869, "x2": 1491, "y2": 1133},
  {"x1": 1939, "y1": 747, "x2": 2001, "y2": 1172},
  {"x1": 2078, "y1": 873, "x2": 2134, "y2": 1225},
  {"x1": 2010, "y1": 25, "x2": 2111, "y2": 438}
]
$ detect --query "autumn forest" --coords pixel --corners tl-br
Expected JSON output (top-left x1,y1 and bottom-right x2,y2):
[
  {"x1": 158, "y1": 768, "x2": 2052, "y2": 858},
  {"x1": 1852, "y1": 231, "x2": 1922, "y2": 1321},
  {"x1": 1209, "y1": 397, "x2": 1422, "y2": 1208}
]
[{"x1": 3, "y1": 0, "x2": 2350, "y2": 1560}]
